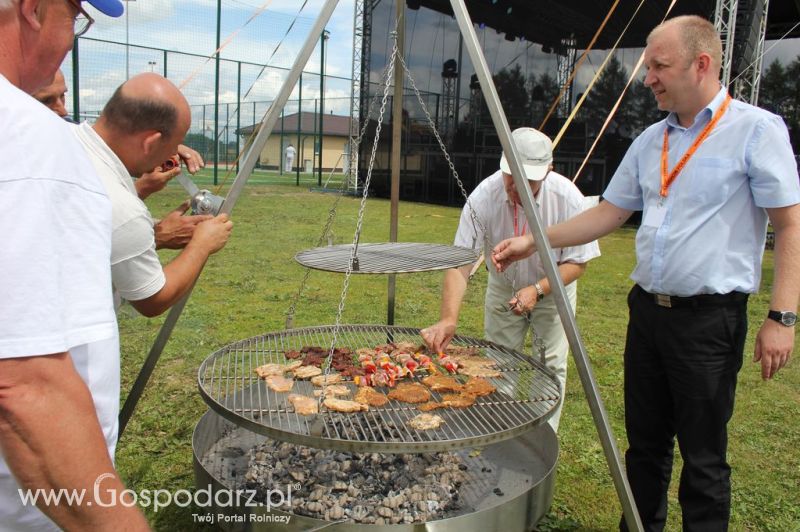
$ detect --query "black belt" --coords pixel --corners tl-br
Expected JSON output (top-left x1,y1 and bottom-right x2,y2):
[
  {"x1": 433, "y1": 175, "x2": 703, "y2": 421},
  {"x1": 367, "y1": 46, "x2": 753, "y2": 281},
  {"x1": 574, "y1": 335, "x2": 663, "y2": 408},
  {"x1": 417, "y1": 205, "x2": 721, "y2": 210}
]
[{"x1": 636, "y1": 285, "x2": 749, "y2": 308}]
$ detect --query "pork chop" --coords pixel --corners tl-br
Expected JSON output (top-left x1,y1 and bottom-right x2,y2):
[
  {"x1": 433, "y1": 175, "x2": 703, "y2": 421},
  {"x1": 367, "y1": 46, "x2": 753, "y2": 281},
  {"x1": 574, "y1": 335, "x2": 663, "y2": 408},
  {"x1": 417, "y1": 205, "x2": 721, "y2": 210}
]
[
  {"x1": 287, "y1": 394, "x2": 318, "y2": 415},
  {"x1": 254, "y1": 363, "x2": 289, "y2": 378},
  {"x1": 422, "y1": 374, "x2": 464, "y2": 393},
  {"x1": 264, "y1": 375, "x2": 294, "y2": 393},
  {"x1": 440, "y1": 392, "x2": 476, "y2": 408},
  {"x1": 311, "y1": 373, "x2": 343, "y2": 387},
  {"x1": 323, "y1": 397, "x2": 369, "y2": 413},
  {"x1": 354, "y1": 386, "x2": 389, "y2": 407},
  {"x1": 313, "y1": 385, "x2": 350, "y2": 397},
  {"x1": 293, "y1": 365, "x2": 323, "y2": 379},
  {"x1": 463, "y1": 376, "x2": 496, "y2": 396}
]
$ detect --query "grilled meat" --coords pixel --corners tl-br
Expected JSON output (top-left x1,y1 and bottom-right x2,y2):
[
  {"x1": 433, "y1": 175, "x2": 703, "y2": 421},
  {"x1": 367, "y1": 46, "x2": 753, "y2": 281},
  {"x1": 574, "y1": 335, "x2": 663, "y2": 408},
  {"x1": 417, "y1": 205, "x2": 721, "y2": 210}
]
[
  {"x1": 388, "y1": 383, "x2": 431, "y2": 404},
  {"x1": 323, "y1": 397, "x2": 369, "y2": 413},
  {"x1": 287, "y1": 394, "x2": 318, "y2": 415},
  {"x1": 264, "y1": 375, "x2": 294, "y2": 393},
  {"x1": 408, "y1": 413, "x2": 444, "y2": 430},
  {"x1": 354, "y1": 386, "x2": 389, "y2": 407}
]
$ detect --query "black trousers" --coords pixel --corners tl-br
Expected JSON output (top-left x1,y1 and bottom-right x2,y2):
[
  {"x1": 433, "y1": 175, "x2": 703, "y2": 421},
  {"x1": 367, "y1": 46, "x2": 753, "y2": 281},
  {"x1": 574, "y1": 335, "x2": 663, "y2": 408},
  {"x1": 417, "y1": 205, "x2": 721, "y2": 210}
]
[{"x1": 620, "y1": 285, "x2": 748, "y2": 532}]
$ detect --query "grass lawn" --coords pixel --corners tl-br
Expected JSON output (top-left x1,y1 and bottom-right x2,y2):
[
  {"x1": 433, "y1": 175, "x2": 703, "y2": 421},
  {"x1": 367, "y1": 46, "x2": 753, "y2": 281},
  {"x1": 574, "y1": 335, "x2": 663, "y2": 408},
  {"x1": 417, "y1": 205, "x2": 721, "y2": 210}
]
[{"x1": 116, "y1": 181, "x2": 799, "y2": 531}]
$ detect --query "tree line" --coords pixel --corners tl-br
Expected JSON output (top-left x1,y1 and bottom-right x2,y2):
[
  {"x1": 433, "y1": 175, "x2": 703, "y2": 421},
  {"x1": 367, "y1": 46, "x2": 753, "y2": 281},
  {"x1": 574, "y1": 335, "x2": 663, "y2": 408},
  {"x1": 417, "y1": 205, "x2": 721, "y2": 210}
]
[{"x1": 464, "y1": 54, "x2": 800, "y2": 153}]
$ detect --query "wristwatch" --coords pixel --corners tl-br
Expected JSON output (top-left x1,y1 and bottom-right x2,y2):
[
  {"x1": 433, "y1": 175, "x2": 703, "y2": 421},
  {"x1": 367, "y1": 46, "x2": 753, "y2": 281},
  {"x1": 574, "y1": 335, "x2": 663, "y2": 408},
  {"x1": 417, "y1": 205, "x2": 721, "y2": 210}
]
[
  {"x1": 534, "y1": 282, "x2": 545, "y2": 302},
  {"x1": 767, "y1": 310, "x2": 797, "y2": 327}
]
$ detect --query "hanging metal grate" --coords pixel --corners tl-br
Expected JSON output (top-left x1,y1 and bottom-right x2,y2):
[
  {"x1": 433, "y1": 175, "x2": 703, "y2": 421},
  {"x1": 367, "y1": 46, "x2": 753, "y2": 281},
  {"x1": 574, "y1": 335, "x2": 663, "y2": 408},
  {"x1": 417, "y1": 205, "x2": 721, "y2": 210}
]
[{"x1": 198, "y1": 325, "x2": 560, "y2": 454}]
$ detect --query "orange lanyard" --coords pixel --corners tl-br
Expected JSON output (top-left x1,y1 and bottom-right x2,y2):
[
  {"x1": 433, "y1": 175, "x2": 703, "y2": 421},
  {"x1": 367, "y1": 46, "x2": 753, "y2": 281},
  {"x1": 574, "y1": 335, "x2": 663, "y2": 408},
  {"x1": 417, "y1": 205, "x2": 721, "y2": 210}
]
[
  {"x1": 513, "y1": 203, "x2": 528, "y2": 237},
  {"x1": 660, "y1": 93, "x2": 732, "y2": 199}
]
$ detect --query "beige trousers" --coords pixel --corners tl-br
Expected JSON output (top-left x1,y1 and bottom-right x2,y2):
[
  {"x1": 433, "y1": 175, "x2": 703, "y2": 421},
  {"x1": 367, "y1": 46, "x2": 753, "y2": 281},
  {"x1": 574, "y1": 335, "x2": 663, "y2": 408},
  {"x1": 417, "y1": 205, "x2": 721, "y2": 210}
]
[{"x1": 483, "y1": 275, "x2": 577, "y2": 432}]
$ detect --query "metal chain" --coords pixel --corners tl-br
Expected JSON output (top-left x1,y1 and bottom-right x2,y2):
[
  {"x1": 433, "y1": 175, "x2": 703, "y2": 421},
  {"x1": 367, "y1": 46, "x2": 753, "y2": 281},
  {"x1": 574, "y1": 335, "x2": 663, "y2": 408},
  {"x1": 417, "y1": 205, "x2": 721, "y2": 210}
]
[
  {"x1": 284, "y1": 42, "x2": 397, "y2": 330},
  {"x1": 395, "y1": 52, "x2": 486, "y2": 241},
  {"x1": 397, "y1": 52, "x2": 546, "y2": 359},
  {"x1": 320, "y1": 29, "x2": 399, "y2": 387}
]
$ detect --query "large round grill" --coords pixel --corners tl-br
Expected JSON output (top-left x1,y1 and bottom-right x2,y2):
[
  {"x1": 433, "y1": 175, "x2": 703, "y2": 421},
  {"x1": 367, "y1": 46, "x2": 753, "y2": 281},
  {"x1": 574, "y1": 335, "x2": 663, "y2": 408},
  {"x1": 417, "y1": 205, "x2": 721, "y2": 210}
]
[
  {"x1": 197, "y1": 325, "x2": 560, "y2": 453},
  {"x1": 294, "y1": 243, "x2": 481, "y2": 274}
]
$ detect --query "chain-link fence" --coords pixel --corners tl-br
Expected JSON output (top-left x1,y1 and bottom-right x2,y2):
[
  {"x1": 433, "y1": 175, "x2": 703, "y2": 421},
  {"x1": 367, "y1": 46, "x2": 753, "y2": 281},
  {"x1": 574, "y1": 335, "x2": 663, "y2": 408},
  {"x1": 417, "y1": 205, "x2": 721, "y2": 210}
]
[{"x1": 59, "y1": 1, "x2": 354, "y2": 185}]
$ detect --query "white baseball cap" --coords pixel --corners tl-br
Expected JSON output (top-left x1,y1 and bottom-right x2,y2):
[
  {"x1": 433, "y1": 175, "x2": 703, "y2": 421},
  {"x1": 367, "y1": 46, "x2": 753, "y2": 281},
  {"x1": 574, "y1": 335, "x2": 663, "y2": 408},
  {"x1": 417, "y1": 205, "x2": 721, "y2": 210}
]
[{"x1": 499, "y1": 127, "x2": 553, "y2": 181}]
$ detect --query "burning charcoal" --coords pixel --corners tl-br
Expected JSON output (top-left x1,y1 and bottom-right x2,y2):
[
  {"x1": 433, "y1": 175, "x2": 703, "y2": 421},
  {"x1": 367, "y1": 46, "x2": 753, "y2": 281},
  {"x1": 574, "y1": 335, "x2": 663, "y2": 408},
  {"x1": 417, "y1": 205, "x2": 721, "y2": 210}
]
[
  {"x1": 329, "y1": 504, "x2": 345, "y2": 520},
  {"x1": 243, "y1": 438, "x2": 470, "y2": 524}
]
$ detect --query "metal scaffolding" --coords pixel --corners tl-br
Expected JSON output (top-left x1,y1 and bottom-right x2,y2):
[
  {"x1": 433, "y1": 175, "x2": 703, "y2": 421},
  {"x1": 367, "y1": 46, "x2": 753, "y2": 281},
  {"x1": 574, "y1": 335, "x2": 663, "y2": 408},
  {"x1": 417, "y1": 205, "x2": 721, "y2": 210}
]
[
  {"x1": 714, "y1": 0, "x2": 739, "y2": 88},
  {"x1": 716, "y1": 0, "x2": 769, "y2": 105},
  {"x1": 731, "y1": 0, "x2": 769, "y2": 104},
  {"x1": 347, "y1": 0, "x2": 371, "y2": 192},
  {"x1": 556, "y1": 35, "x2": 577, "y2": 118},
  {"x1": 440, "y1": 60, "x2": 459, "y2": 144}
]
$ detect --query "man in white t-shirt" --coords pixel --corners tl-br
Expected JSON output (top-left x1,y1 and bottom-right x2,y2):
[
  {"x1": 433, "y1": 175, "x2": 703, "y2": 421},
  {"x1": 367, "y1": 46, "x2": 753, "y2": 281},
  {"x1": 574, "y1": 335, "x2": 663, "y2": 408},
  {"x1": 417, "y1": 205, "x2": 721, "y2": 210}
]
[
  {"x1": 0, "y1": 1, "x2": 150, "y2": 531},
  {"x1": 74, "y1": 73, "x2": 233, "y2": 317},
  {"x1": 285, "y1": 143, "x2": 296, "y2": 172},
  {"x1": 421, "y1": 128, "x2": 600, "y2": 431}
]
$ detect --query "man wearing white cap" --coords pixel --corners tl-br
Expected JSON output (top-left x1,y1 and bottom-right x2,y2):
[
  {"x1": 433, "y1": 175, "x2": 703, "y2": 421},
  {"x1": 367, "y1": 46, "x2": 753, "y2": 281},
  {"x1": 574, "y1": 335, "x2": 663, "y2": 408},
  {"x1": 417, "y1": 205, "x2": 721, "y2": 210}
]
[
  {"x1": 0, "y1": 0, "x2": 149, "y2": 530},
  {"x1": 421, "y1": 127, "x2": 600, "y2": 431}
]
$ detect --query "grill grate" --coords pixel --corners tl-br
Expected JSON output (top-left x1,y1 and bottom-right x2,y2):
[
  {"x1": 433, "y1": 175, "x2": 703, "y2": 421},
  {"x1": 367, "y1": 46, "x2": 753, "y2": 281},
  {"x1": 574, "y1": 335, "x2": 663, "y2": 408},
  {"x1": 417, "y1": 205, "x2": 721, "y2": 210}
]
[
  {"x1": 294, "y1": 243, "x2": 481, "y2": 274},
  {"x1": 198, "y1": 325, "x2": 560, "y2": 453}
]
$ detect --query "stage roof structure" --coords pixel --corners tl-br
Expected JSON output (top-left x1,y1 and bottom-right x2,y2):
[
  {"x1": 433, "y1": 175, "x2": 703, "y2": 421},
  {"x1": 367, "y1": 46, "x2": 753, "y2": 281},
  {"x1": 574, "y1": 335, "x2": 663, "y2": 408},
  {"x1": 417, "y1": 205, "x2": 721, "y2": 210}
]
[{"x1": 407, "y1": 0, "x2": 800, "y2": 49}]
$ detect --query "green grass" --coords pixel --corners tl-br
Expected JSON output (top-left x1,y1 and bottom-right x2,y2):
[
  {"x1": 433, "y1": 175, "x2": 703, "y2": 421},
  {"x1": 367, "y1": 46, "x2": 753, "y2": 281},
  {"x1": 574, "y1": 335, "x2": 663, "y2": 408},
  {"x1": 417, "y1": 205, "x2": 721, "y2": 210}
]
[{"x1": 117, "y1": 182, "x2": 799, "y2": 531}]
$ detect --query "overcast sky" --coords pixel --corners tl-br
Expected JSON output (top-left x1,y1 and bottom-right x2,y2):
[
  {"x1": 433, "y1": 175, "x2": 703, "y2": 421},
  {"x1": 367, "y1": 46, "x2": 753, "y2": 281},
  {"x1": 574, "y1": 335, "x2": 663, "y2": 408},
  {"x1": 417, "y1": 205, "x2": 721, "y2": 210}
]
[{"x1": 64, "y1": 0, "x2": 357, "y2": 117}]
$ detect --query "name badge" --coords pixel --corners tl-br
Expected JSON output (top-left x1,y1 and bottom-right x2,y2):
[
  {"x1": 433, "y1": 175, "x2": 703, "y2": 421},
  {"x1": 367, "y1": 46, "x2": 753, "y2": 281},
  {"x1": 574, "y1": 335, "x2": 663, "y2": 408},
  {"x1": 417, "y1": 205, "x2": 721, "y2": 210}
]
[{"x1": 641, "y1": 202, "x2": 667, "y2": 228}]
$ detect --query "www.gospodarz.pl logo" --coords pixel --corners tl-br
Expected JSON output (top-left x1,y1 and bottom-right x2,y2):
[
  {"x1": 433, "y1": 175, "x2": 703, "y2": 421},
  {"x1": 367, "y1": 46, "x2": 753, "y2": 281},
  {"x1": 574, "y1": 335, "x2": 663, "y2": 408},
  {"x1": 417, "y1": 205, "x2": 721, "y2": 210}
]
[{"x1": 18, "y1": 473, "x2": 294, "y2": 514}]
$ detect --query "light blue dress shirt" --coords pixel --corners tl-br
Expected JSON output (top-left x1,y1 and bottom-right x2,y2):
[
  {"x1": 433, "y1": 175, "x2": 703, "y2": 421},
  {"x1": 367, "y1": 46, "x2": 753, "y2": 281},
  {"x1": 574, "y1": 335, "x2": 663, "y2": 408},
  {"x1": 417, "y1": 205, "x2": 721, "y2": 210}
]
[{"x1": 603, "y1": 87, "x2": 800, "y2": 296}]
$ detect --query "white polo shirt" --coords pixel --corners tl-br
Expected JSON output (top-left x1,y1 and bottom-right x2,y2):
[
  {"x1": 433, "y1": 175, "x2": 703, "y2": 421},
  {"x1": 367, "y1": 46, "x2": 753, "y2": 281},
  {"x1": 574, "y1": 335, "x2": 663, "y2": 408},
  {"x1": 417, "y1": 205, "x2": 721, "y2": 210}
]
[
  {"x1": 455, "y1": 169, "x2": 601, "y2": 287},
  {"x1": 73, "y1": 123, "x2": 166, "y2": 305},
  {"x1": 0, "y1": 74, "x2": 119, "y2": 532}
]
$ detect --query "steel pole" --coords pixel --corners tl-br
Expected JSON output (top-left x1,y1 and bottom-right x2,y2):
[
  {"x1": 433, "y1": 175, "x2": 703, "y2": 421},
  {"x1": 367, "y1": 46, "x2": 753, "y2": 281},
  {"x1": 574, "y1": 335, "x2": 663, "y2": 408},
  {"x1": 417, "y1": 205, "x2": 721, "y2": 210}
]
[
  {"x1": 236, "y1": 61, "x2": 241, "y2": 173},
  {"x1": 213, "y1": 0, "x2": 222, "y2": 185},
  {"x1": 319, "y1": 31, "x2": 329, "y2": 186},
  {"x1": 387, "y1": 0, "x2": 404, "y2": 326},
  {"x1": 297, "y1": 75, "x2": 303, "y2": 185},
  {"x1": 118, "y1": 0, "x2": 343, "y2": 437},
  {"x1": 447, "y1": 0, "x2": 643, "y2": 530},
  {"x1": 71, "y1": 38, "x2": 80, "y2": 122}
]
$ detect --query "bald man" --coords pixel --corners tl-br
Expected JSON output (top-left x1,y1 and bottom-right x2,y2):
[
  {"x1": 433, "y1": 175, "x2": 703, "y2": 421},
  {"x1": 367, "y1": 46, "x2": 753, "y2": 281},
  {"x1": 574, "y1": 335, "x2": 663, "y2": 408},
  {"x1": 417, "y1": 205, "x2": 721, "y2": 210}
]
[
  {"x1": 0, "y1": 1, "x2": 151, "y2": 531},
  {"x1": 31, "y1": 69, "x2": 70, "y2": 119},
  {"x1": 30, "y1": 70, "x2": 211, "y2": 250},
  {"x1": 74, "y1": 73, "x2": 233, "y2": 317}
]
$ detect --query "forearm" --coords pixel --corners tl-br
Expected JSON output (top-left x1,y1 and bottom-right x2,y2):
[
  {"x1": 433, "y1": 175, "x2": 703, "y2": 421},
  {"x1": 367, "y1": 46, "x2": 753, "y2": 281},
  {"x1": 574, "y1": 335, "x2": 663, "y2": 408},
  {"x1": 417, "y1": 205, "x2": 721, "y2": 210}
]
[
  {"x1": 535, "y1": 262, "x2": 587, "y2": 297},
  {"x1": 769, "y1": 205, "x2": 800, "y2": 310},
  {"x1": 0, "y1": 354, "x2": 149, "y2": 531},
  {"x1": 439, "y1": 266, "x2": 471, "y2": 324},
  {"x1": 547, "y1": 200, "x2": 632, "y2": 249},
  {"x1": 129, "y1": 242, "x2": 210, "y2": 317}
]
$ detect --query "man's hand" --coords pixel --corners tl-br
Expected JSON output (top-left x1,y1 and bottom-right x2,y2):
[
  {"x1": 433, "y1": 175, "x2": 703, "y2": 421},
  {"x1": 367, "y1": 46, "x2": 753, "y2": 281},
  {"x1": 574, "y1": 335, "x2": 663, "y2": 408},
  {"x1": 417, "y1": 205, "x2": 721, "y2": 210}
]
[
  {"x1": 190, "y1": 213, "x2": 233, "y2": 255},
  {"x1": 509, "y1": 286, "x2": 538, "y2": 315},
  {"x1": 420, "y1": 320, "x2": 457, "y2": 354},
  {"x1": 177, "y1": 144, "x2": 204, "y2": 174},
  {"x1": 491, "y1": 234, "x2": 536, "y2": 272},
  {"x1": 136, "y1": 165, "x2": 181, "y2": 200},
  {"x1": 154, "y1": 201, "x2": 213, "y2": 250},
  {"x1": 753, "y1": 319, "x2": 794, "y2": 379}
]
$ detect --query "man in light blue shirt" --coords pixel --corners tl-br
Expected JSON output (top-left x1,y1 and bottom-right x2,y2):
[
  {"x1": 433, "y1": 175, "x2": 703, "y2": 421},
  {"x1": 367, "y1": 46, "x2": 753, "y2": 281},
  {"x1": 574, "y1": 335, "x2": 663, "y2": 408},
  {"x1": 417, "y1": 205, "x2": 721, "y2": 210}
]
[{"x1": 491, "y1": 15, "x2": 800, "y2": 531}]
